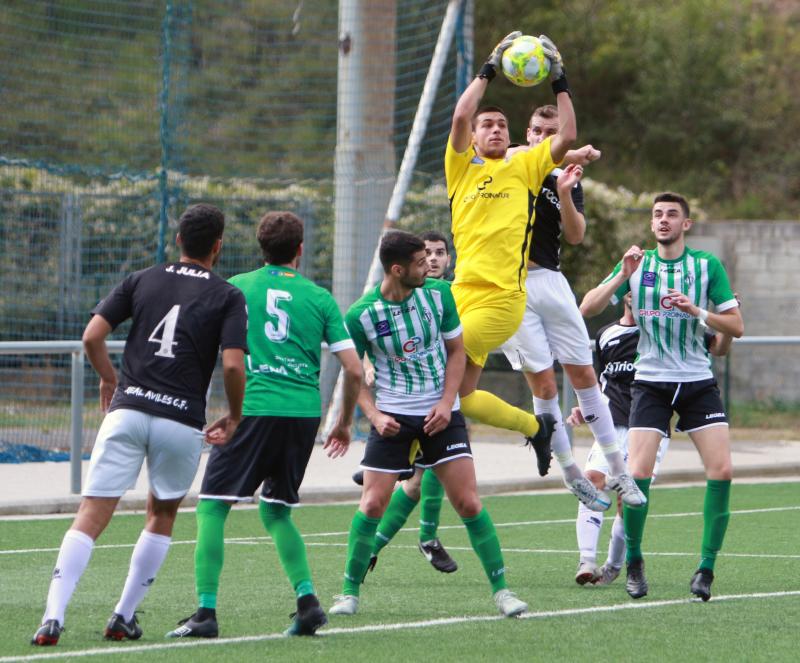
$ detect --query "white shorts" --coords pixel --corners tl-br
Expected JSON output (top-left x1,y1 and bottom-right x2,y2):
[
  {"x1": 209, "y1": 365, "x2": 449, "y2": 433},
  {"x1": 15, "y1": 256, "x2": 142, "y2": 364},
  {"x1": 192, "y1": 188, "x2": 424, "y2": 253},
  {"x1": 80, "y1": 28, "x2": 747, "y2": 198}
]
[
  {"x1": 584, "y1": 425, "x2": 670, "y2": 481},
  {"x1": 500, "y1": 268, "x2": 592, "y2": 373},
  {"x1": 83, "y1": 408, "x2": 204, "y2": 500}
]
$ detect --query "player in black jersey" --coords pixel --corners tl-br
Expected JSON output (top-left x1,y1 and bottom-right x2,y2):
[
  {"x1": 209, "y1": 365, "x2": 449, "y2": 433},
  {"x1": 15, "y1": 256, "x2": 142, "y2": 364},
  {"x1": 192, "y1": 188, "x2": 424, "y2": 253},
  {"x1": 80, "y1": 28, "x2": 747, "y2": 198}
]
[
  {"x1": 501, "y1": 104, "x2": 644, "y2": 512},
  {"x1": 31, "y1": 204, "x2": 248, "y2": 647}
]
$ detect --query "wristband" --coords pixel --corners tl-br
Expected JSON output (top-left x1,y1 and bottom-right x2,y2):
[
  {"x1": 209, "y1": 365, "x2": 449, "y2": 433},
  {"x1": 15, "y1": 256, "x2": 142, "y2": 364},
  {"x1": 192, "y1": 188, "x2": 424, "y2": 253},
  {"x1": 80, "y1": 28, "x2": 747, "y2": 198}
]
[
  {"x1": 551, "y1": 73, "x2": 571, "y2": 97},
  {"x1": 477, "y1": 62, "x2": 496, "y2": 81},
  {"x1": 697, "y1": 308, "x2": 709, "y2": 325}
]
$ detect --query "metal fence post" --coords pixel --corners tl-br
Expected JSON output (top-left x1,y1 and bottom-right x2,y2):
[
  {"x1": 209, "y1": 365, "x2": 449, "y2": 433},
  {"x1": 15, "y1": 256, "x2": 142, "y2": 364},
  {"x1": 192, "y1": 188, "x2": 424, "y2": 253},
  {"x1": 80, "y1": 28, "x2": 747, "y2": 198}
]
[{"x1": 70, "y1": 349, "x2": 85, "y2": 494}]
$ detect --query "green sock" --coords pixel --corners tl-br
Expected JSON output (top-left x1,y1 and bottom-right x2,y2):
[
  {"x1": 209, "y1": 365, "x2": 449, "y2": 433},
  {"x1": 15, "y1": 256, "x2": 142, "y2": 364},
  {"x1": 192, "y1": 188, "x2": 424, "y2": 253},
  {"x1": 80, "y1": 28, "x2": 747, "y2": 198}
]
[
  {"x1": 699, "y1": 479, "x2": 731, "y2": 571},
  {"x1": 195, "y1": 499, "x2": 232, "y2": 608},
  {"x1": 343, "y1": 511, "x2": 379, "y2": 597},
  {"x1": 462, "y1": 508, "x2": 507, "y2": 593},
  {"x1": 374, "y1": 487, "x2": 418, "y2": 555},
  {"x1": 623, "y1": 478, "x2": 652, "y2": 563},
  {"x1": 259, "y1": 501, "x2": 314, "y2": 598},
  {"x1": 419, "y1": 470, "x2": 445, "y2": 542}
]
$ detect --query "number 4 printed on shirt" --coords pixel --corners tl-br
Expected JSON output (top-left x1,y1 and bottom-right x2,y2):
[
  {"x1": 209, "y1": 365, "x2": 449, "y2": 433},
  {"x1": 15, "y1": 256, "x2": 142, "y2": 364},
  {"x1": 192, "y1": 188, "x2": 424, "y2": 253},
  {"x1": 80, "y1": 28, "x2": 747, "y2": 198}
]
[{"x1": 148, "y1": 304, "x2": 180, "y2": 358}]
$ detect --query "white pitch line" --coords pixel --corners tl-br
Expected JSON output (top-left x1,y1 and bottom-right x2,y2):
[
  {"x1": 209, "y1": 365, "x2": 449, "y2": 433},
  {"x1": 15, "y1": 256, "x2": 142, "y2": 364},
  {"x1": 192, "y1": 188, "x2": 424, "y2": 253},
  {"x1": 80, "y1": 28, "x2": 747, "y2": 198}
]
[
  {"x1": 2, "y1": 504, "x2": 798, "y2": 556},
  {"x1": 2, "y1": 590, "x2": 798, "y2": 662}
]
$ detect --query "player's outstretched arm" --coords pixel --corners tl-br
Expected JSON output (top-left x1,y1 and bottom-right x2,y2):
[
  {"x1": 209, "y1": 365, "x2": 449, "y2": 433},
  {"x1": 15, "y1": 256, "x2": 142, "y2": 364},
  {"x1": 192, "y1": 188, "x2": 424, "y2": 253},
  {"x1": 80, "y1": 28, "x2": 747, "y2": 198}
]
[
  {"x1": 539, "y1": 34, "x2": 576, "y2": 163},
  {"x1": 82, "y1": 314, "x2": 117, "y2": 411},
  {"x1": 563, "y1": 144, "x2": 601, "y2": 166},
  {"x1": 324, "y1": 348, "x2": 362, "y2": 458},
  {"x1": 451, "y1": 31, "x2": 520, "y2": 152},
  {"x1": 580, "y1": 246, "x2": 643, "y2": 317},
  {"x1": 556, "y1": 164, "x2": 586, "y2": 245},
  {"x1": 205, "y1": 348, "x2": 245, "y2": 446}
]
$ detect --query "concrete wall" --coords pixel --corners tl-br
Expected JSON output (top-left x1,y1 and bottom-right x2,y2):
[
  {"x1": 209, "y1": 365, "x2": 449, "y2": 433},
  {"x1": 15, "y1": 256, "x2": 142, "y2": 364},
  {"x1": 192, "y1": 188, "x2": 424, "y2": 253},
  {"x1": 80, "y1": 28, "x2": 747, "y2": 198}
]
[{"x1": 691, "y1": 220, "x2": 800, "y2": 404}]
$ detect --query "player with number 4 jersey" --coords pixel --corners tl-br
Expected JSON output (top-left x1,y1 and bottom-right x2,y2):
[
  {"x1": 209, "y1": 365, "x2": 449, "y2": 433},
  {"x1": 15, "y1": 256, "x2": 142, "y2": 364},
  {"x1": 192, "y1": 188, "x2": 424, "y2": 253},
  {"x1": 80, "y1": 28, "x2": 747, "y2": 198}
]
[{"x1": 32, "y1": 204, "x2": 248, "y2": 647}]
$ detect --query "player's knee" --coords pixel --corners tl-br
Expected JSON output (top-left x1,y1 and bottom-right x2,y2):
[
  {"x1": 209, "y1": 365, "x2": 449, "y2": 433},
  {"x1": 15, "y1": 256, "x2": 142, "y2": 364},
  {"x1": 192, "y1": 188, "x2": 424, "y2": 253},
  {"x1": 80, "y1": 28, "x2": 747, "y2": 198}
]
[
  {"x1": 360, "y1": 491, "x2": 390, "y2": 519},
  {"x1": 707, "y1": 461, "x2": 733, "y2": 482},
  {"x1": 146, "y1": 496, "x2": 181, "y2": 533},
  {"x1": 403, "y1": 481, "x2": 421, "y2": 502},
  {"x1": 530, "y1": 371, "x2": 558, "y2": 400},
  {"x1": 565, "y1": 364, "x2": 597, "y2": 390},
  {"x1": 450, "y1": 493, "x2": 482, "y2": 519},
  {"x1": 259, "y1": 500, "x2": 290, "y2": 524}
]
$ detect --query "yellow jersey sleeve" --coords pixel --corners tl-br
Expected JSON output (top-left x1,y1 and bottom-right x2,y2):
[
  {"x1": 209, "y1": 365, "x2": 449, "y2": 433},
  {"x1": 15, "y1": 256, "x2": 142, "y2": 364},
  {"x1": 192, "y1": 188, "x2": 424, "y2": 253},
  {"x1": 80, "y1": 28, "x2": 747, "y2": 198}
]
[
  {"x1": 519, "y1": 136, "x2": 559, "y2": 193},
  {"x1": 444, "y1": 136, "x2": 473, "y2": 200}
]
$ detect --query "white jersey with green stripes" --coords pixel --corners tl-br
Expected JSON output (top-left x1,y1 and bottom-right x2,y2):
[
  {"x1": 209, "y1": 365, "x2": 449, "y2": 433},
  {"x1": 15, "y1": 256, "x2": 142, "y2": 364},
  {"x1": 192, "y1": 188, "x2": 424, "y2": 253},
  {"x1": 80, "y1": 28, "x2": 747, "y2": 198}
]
[
  {"x1": 345, "y1": 279, "x2": 462, "y2": 416},
  {"x1": 603, "y1": 247, "x2": 738, "y2": 382}
]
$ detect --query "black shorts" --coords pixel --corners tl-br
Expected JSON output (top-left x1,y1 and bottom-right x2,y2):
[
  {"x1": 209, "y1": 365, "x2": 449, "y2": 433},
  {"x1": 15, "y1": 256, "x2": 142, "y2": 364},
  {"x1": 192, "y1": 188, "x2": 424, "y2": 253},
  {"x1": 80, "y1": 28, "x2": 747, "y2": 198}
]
[
  {"x1": 200, "y1": 415, "x2": 320, "y2": 506},
  {"x1": 629, "y1": 379, "x2": 728, "y2": 436},
  {"x1": 361, "y1": 410, "x2": 471, "y2": 474}
]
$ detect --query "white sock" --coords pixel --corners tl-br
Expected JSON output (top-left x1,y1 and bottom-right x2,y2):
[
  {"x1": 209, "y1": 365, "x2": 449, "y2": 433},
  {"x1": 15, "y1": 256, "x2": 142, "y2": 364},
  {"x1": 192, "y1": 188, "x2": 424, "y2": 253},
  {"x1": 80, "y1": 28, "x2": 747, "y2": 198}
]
[
  {"x1": 43, "y1": 529, "x2": 95, "y2": 625},
  {"x1": 113, "y1": 530, "x2": 171, "y2": 621},
  {"x1": 606, "y1": 513, "x2": 626, "y2": 569},
  {"x1": 576, "y1": 502, "x2": 604, "y2": 563},
  {"x1": 533, "y1": 396, "x2": 582, "y2": 482},
  {"x1": 574, "y1": 386, "x2": 625, "y2": 476}
]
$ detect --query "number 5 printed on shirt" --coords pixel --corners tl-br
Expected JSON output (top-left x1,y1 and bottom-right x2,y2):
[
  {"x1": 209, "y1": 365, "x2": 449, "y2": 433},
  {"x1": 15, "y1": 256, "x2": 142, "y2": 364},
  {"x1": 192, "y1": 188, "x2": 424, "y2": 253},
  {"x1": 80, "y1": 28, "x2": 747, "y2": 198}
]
[{"x1": 266, "y1": 289, "x2": 292, "y2": 342}]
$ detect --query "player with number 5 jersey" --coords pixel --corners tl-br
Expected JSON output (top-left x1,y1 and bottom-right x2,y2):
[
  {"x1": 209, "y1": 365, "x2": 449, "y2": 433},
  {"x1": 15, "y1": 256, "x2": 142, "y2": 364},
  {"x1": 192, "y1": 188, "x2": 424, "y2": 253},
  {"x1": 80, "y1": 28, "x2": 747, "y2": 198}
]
[
  {"x1": 32, "y1": 204, "x2": 248, "y2": 647},
  {"x1": 169, "y1": 211, "x2": 362, "y2": 640}
]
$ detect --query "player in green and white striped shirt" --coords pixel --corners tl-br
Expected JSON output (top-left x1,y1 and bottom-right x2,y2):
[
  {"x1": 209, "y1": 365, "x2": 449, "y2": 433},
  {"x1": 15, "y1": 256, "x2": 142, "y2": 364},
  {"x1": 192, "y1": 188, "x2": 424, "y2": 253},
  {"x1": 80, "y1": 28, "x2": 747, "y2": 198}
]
[
  {"x1": 582, "y1": 192, "x2": 743, "y2": 602},
  {"x1": 330, "y1": 230, "x2": 527, "y2": 619}
]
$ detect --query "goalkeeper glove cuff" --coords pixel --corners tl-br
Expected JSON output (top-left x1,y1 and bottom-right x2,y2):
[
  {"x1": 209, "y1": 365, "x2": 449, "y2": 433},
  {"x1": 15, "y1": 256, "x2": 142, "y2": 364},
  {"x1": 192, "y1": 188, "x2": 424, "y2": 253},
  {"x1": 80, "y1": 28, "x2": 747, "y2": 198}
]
[
  {"x1": 477, "y1": 62, "x2": 497, "y2": 81},
  {"x1": 551, "y1": 72, "x2": 571, "y2": 97}
]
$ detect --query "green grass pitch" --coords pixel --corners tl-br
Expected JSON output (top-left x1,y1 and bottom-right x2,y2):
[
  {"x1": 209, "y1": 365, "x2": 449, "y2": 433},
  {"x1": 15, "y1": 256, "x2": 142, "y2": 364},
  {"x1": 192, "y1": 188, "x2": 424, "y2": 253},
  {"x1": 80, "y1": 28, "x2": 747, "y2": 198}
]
[{"x1": 1, "y1": 481, "x2": 798, "y2": 662}]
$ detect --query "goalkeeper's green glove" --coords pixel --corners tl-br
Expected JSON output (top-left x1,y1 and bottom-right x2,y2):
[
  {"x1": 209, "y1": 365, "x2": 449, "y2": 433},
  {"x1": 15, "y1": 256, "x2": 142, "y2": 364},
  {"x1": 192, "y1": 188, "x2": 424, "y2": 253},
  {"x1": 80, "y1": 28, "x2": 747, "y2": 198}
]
[
  {"x1": 478, "y1": 30, "x2": 521, "y2": 81},
  {"x1": 538, "y1": 34, "x2": 570, "y2": 96}
]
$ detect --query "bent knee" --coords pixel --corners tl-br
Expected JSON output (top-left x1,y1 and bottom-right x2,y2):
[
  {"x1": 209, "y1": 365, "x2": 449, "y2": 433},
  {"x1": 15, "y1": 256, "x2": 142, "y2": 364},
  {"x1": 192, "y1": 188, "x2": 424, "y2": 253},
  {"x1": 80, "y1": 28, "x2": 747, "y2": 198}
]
[
  {"x1": 452, "y1": 495, "x2": 482, "y2": 519},
  {"x1": 403, "y1": 484, "x2": 421, "y2": 502},
  {"x1": 707, "y1": 464, "x2": 733, "y2": 481},
  {"x1": 359, "y1": 493, "x2": 390, "y2": 519}
]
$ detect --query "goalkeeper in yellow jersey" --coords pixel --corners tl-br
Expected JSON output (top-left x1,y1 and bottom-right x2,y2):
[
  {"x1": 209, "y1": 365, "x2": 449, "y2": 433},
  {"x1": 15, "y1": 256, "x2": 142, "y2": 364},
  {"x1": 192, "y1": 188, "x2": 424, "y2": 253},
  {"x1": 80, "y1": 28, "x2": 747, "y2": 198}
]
[{"x1": 445, "y1": 32, "x2": 572, "y2": 466}]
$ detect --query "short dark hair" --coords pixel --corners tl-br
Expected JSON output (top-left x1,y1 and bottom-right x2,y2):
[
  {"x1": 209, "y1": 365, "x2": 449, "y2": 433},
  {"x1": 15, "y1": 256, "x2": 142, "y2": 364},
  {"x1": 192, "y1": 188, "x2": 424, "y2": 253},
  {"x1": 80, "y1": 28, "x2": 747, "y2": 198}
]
[
  {"x1": 471, "y1": 105, "x2": 508, "y2": 129},
  {"x1": 530, "y1": 104, "x2": 558, "y2": 124},
  {"x1": 379, "y1": 230, "x2": 425, "y2": 272},
  {"x1": 653, "y1": 192, "x2": 690, "y2": 218},
  {"x1": 420, "y1": 230, "x2": 449, "y2": 253},
  {"x1": 257, "y1": 211, "x2": 304, "y2": 264},
  {"x1": 178, "y1": 203, "x2": 225, "y2": 259}
]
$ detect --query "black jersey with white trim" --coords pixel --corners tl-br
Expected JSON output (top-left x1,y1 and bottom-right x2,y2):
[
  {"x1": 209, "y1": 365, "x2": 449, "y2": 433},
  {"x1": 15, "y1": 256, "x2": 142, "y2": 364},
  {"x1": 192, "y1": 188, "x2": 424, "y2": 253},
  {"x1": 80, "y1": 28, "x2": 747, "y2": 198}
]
[
  {"x1": 529, "y1": 170, "x2": 584, "y2": 271},
  {"x1": 595, "y1": 321, "x2": 639, "y2": 427},
  {"x1": 92, "y1": 262, "x2": 248, "y2": 429}
]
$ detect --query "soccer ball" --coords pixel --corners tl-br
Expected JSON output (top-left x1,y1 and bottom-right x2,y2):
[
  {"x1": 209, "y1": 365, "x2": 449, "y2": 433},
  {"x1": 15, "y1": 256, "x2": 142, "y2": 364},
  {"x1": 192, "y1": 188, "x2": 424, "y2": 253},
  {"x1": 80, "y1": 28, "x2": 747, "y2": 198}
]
[{"x1": 501, "y1": 35, "x2": 551, "y2": 87}]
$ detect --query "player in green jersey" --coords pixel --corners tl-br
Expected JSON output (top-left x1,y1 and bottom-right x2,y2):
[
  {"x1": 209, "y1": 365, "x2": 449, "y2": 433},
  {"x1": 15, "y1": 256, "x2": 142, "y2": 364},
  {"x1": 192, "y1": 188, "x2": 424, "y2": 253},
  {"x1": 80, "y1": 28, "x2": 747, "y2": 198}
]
[
  {"x1": 581, "y1": 192, "x2": 743, "y2": 602},
  {"x1": 359, "y1": 231, "x2": 459, "y2": 574},
  {"x1": 330, "y1": 230, "x2": 527, "y2": 618},
  {"x1": 167, "y1": 211, "x2": 362, "y2": 639}
]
